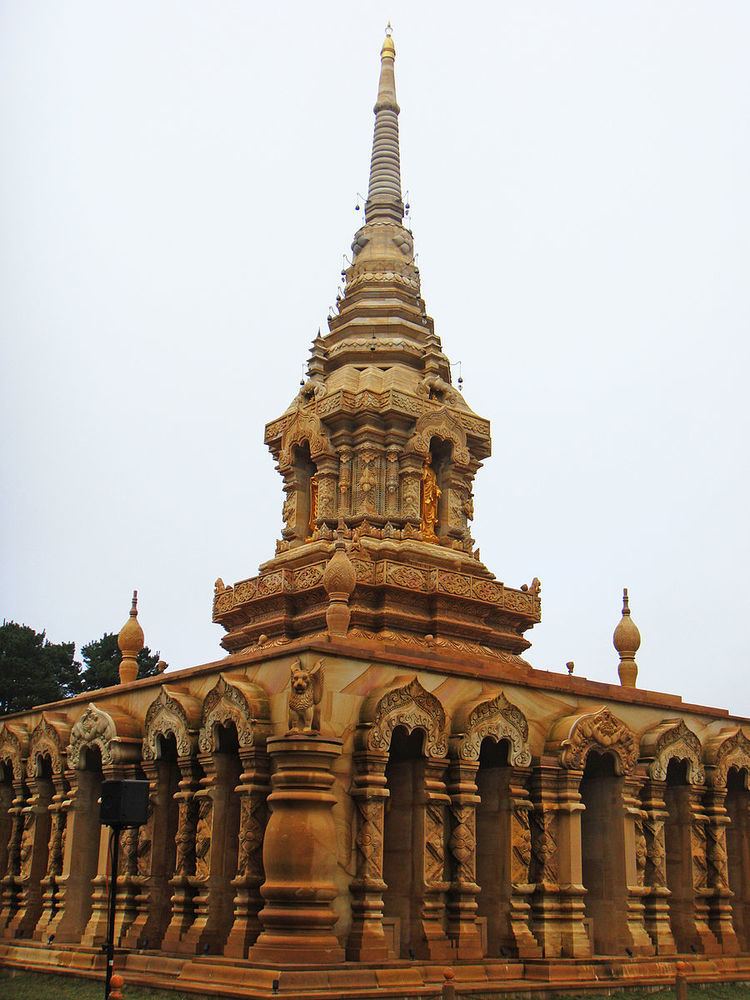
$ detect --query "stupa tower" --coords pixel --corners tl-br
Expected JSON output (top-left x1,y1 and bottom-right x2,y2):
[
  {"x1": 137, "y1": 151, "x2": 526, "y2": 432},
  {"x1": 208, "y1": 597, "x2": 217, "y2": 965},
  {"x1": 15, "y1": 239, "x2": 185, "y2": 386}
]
[{"x1": 213, "y1": 29, "x2": 541, "y2": 663}]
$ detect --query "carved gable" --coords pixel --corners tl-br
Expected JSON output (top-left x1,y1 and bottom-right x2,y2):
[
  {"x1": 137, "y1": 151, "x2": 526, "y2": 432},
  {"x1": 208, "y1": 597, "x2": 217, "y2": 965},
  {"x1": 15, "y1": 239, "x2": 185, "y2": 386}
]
[
  {"x1": 26, "y1": 714, "x2": 67, "y2": 778},
  {"x1": 198, "y1": 675, "x2": 269, "y2": 754},
  {"x1": 359, "y1": 676, "x2": 448, "y2": 758},
  {"x1": 547, "y1": 706, "x2": 638, "y2": 775},
  {"x1": 143, "y1": 687, "x2": 199, "y2": 760},
  {"x1": 705, "y1": 728, "x2": 750, "y2": 788},
  {"x1": 0, "y1": 723, "x2": 26, "y2": 781},
  {"x1": 453, "y1": 690, "x2": 531, "y2": 766},
  {"x1": 641, "y1": 719, "x2": 705, "y2": 784},
  {"x1": 405, "y1": 407, "x2": 471, "y2": 467}
]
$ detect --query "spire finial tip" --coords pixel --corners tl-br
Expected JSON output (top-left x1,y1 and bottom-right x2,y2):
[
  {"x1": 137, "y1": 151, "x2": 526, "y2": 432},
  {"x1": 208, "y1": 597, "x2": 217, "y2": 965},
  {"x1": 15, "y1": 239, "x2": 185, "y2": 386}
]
[{"x1": 622, "y1": 587, "x2": 630, "y2": 615}]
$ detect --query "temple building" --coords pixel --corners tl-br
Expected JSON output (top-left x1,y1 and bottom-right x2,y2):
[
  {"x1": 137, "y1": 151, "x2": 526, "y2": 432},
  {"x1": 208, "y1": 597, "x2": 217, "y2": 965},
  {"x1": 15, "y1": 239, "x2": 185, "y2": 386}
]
[{"x1": 1, "y1": 28, "x2": 750, "y2": 998}]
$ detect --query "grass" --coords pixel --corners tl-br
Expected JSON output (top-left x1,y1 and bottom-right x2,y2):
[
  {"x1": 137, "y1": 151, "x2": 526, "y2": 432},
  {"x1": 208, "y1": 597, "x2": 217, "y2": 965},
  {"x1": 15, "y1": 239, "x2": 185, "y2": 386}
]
[
  {"x1": 2, "y1": 970, "x2": 750, "y2": 999},
  {"x1": 0, "y1": 969, "x2": 213, "y2": 1000}
]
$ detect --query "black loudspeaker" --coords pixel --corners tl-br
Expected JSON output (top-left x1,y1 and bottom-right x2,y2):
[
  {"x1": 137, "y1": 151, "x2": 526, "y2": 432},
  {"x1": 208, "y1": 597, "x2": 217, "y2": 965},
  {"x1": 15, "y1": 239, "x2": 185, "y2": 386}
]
[{"x1": 99, "y1": 779, "x2": 149, "y2": 827}]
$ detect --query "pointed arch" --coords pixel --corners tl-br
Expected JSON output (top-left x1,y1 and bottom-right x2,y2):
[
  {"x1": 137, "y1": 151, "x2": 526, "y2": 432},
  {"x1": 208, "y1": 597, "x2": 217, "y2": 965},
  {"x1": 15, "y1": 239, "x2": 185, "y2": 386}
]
[
  {"x1": 0, "y1": 723, "x2": 27, "y2": 781},
  {"x1": 547, "y1": 706, "x2": 638, "y2": 775},
  {"x1": 452, "y1": 690, "x2": 531, "y2": 765},
  {"x1": 278, "y1": 410, "x2": 334, "y2": 472},
  {"x1": 705, "y1": 728, "x2": 750, "y2": 788},
  {"x1": 198, "y1": 675, "x2": 270, "y2": 754},
  {"x1": 640, "y1": 718, "x2": 705, "y2": 784},
  {"x1": 26, "y1": 714, "x2": 69, "y2": 778},
  {"x1": 143, "y1": 687, "x2": 201, "y2": 761},
  {"x1": 404, "y1": 407, "x2": 471, "y2": 467},
  {"x1": 66, "y1": 703, "x2": 140, "y2": 769},
  {"x1": 358, "y1": 676, "x2": 448, "y2": 757}
]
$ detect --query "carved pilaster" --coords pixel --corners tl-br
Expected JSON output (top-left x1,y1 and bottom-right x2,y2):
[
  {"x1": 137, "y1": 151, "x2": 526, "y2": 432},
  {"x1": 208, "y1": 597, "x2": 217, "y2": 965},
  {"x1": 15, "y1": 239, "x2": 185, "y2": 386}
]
[
  {"x1": 120, "y1": 761, "x2": 160, "y2": 949},
  {"x1": 315, "y1": 455, "x2": 339, "y2": 525},
  {"x1": 622, "y1": 774, "x2": 655, "y2": 955},
  {"x1": 445, "y1": 758, "x2": 482, "y2": 958},
  {"x1": 385, "y1": 445, "x2": 400, "y2": 518},
  {"x1": 399, "y1": 456, "x2": 422, "y2": 523},
  {"x1": 704, "y1": 784, "x2": 739, "y2": 953},
  {"x1": 413, "y1": 757, "x2": 451, "y2": 960},
  {"x1": 80, "y1": 763, "x2": 128, "y2": 948},
  {"x1": 224, "y1": 747, "x2": 270, "y2": 958},
  {"x1": 347, "y1": 752, "x2": 389, "y2": 962},
  {"x1": 688, "y1": 784, "x2": 722, "y2": 955},
  {"x1": 640, "y1": 778, "x2": 675, "y2": 953},
  {"x1": 337, "y1": 448, "x2": 352, "y2": 517},
  {"x1": 161, "y1": 757, "x2": 202, "y2": 951},
  {"x1": 172, "y1": 752, "x2": 216, "y2": 954},
  {"x1": 33, "y1": 775, "x2": 67, "y2": 942},
  {"x1": 7, "y1": 774, "x2": 53, "y2": 938},
  {"x1": 0, "y1": 778, "x2": 27, "y2": 933},
  {"x1": 507, "y1": 767, "x2": 542, "y2": 958}
]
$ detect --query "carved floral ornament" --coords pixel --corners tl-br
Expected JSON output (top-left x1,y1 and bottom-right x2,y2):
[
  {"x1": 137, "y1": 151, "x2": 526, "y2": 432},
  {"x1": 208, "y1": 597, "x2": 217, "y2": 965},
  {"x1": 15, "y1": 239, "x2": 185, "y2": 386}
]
[
  {"x1": 0, "y1": 723, "x2": 26, "y2": 781},
  {"x1": 641, "y1": 719, "x2": 705, "y2": 785},
  {"x1": 142, "y1": 687, "x2": 196, "y2": 761},
  {"x1": 277, "y1": 410, "x2": 334, "y2": 472},
  {"x1": 67, "y1": 704, "x2": 118, "y2": 769},
  {"x1": 548, "y1": 706, "x2": 638, "y2": 775},
  {"x1": 26, "y1": 714, "x2": 66, "y2": 778},
  {"x1": 197, "y1": 675, "x2": 269, "y2": 755},
  {"x1": 453, "y1": 691, "x2": 532, "y2": 766},
  {"x1": 705, "y1": 728, "x2": 750, "y2": 789},
  {"x1": 404, "y1": 407, "x2": 472, "y2": 468},
  {"x1": 359, "y1": 676, "x2": 448, "y2": 758}
]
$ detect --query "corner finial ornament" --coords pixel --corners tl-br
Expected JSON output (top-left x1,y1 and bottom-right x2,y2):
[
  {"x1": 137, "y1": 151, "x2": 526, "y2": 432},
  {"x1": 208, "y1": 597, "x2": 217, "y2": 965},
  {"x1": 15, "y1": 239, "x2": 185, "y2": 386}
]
[
  {"x1": 322, "y1": 532, "x2": 356, "y2": 638},
  {"x1": 614, "y1": 587, "x2": 641, "y2": 688},
  {"x1": 117, "y1": 589, "x2": 144, "y2": 685}
]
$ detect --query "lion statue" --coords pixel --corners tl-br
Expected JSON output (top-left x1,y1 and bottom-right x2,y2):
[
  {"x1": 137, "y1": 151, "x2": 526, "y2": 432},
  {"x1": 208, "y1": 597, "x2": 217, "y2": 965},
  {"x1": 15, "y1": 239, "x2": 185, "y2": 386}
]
[{"x1": 288, "y1": 658, "x2": 324, "y2": 734}]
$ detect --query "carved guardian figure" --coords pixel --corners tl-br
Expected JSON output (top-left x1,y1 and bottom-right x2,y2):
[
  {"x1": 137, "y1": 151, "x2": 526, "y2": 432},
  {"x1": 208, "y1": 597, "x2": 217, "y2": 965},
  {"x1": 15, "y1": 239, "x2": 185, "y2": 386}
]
[{"x1": 288, "y1": 658, "x2": 324, "y2": 734}]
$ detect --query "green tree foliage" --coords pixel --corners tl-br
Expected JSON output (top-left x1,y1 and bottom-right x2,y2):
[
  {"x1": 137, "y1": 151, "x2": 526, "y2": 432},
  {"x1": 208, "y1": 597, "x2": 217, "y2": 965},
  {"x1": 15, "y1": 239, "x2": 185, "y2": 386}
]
[
  {"x1": 0, "y1": 621, "x2": 82, "y2": 715},
  {"x1": 79, "y1": 632, "x2": 160, "y2": 692}
]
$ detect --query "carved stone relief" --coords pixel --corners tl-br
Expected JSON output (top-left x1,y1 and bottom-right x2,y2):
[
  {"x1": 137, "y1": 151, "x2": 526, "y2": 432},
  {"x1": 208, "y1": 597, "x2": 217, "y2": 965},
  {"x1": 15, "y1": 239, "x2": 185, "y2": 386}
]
[
  {"x1": 455, "y1": 691, "x2": 531, "y2": 766},
  {"x1": 361, "y1": 677, "x2": 448, "y2": 758}
]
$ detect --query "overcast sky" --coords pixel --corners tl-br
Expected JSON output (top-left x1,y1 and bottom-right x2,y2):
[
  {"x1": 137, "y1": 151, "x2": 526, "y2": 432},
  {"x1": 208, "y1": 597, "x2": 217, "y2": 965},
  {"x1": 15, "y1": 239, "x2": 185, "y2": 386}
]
[{"x1": 2, "y1": 2, "x2": 749, "y2": 717}]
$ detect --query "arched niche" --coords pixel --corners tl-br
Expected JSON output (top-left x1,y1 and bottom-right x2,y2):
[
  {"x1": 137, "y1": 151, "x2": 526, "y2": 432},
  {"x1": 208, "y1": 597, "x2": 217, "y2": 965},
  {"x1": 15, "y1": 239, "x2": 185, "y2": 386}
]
[
  {"x1": 0, "y1": 723, "x2": 27, "y2": 783},
  {"x1": 404, "y1": 408, "x2": 471, "y2": 469},
  {"x1": 26, "y1": 714, "x2": 69, "y2": 780},
  {"x1": 640, "y1": 719, "x2": 705, "y2": 785},
  {"x1": 452, "y1": 690, "x2": 531, "y2": 766},
  {"x1": 358, "y1": 676, "x2": 448, "y2": 759},
  {"x1": 705, "y1": 728, "x2": 750, "y2": 789},
  {"x1": 66, "y1": 703, "x2": 141, "y2": 770},
  {"x1": 277, "y1": 410, "x2": 334, "y2": 472},
  {"x1": 198, "y1": 675, "x2": 270, "y2": 755},
  {"x1": 546, "y1": 706, "x2": 638, "y2": 776},
  {"x1": 142, "y1": 686, "x2": 201, "y2": 762}
]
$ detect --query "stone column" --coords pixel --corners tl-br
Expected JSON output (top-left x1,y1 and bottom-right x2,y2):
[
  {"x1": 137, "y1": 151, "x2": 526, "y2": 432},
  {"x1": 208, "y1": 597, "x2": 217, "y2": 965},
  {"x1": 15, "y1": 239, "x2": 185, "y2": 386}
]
[
  {"x1": 80, "y1": 764, "x2": 128, "y2": 947},
  {"x1": 703, "y1": 784, "x2": 739, "y2": 953},
  {"x1": 337, "y1": 447, "x2": 353, "y2": 518},
  {"x1": 120, "y1": 760, "x2": 159, "y2": 949},
  {"x1": 530, "y1": 763, "x2": 589, "y2": 958},
  {"x1": 224, "y1": 746, "x2": 270, "y2": 958},
  {"x1": 7, "y1": 774, "x2": 53, "y2": 938},
  {"x1": 347, "y1": 751, "x2": 390, "y2": 962},
  {"x1": 413, "y1": 757, "x2": 452, "y2": 960},
  {"x1": 640, "y1": 778, "x2": 675, "y2": 954},
  {"x1": 688, "y1": 785, "x2": 722, "y2": 955},
  {"x1": 445, "y1": 758, "x2": 482, "y2": 959},
  {"x1": 507, "y1": 767, "x2": 542, "y2": 958},
  {"x1": 161, "y1": 757, "x2": 202, "y2": 951},
  {"x1": 0, "y1": 777, "x2": 27, "y2": 934},
  {"x1": 172, "y1": 751, "x2": 217, "y2": 954},
  {"x1": 33, "y1": 775, "x2": 68, "y2": 942},
  {"x1": 315, "y1": 455, "x2": 339, "y2": 528},
  {"x1": 622, "y1": 773, "x2": 655, "y2": 955},
  {"x1": 250, "y1": 735, "x2": 344, "y2": 963}
]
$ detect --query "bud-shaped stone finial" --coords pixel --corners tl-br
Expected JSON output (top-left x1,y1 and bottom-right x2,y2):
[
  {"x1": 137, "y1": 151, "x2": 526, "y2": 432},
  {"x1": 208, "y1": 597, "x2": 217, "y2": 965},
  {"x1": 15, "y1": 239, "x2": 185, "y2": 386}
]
[
  {"x1": 613, "y1": 587, "x2": 641, "y2": 688},
  {"x1": 322, "y1": 533, "x2": 356, "y2": 638},
  {"x1": 117, "y1": 590, "x2": 144, "y2": 685}
]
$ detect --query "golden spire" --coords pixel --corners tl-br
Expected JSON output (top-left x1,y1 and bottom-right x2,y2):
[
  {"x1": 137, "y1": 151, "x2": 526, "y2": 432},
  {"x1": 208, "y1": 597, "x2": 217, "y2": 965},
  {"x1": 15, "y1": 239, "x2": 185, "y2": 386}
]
[
  {"x1": 613, "y1": 587, "x2": 641, "y2": 688},
  {"x1": 365, "y1": 24, "x2": 404, "y2": 224},
  {"x1": 117, "y1": 589, "x2": 144, "y2": 685}
]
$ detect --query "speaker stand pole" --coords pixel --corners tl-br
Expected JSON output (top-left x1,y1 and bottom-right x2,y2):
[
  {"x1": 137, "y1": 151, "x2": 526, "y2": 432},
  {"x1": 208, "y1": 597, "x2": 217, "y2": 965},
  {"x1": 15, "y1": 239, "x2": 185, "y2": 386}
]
[{"x1": 104, "y1": 825, "x2": 121, "y2": 1000}]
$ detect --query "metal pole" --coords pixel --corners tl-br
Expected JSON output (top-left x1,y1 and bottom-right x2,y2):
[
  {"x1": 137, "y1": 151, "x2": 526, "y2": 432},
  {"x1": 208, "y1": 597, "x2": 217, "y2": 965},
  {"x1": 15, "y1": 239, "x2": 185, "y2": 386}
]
[{"x1": 104, "y1": 825, "x2": 120, "y2": 1000}]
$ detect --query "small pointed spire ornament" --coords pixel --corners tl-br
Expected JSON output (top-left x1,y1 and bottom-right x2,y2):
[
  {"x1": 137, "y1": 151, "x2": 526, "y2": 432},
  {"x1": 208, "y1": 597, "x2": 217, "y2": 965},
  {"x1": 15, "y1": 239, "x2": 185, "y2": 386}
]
[
  {"x1": 117, "y1": 590, "x2": 144, "y2": 685},
  {"x1": 322, "y1": 527, "x2": 356, "y2": 638},
  {"x1": 365, "y1": 24, "x2": 404, "y2": 224},
  {"x1": 613, "y1": 588, "x2": 641, "y2": 688}
]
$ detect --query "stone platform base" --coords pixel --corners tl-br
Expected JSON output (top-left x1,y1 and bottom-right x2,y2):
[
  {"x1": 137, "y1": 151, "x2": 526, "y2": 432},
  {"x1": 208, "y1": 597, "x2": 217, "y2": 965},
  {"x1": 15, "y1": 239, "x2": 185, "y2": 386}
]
[{"x1": 1, "y1": 940, "x2": 750, "y2": 998}]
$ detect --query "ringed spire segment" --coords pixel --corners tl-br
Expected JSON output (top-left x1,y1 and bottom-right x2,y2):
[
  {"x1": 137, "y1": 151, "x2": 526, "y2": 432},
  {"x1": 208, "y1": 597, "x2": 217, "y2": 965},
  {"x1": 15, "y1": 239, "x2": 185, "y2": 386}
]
[{"x1": 365, "y1": 25, "x2": 403, "y2": 224}]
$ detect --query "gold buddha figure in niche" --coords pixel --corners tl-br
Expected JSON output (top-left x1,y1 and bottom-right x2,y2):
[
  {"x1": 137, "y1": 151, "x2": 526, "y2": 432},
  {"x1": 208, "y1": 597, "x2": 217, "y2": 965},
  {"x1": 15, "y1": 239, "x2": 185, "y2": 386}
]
[
  {"x1": 420, "y1": 454, "x2": 441, "y2": 541},
  {"x1": 308, "y1": 473, "x2": 319, "y2": 537}
]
